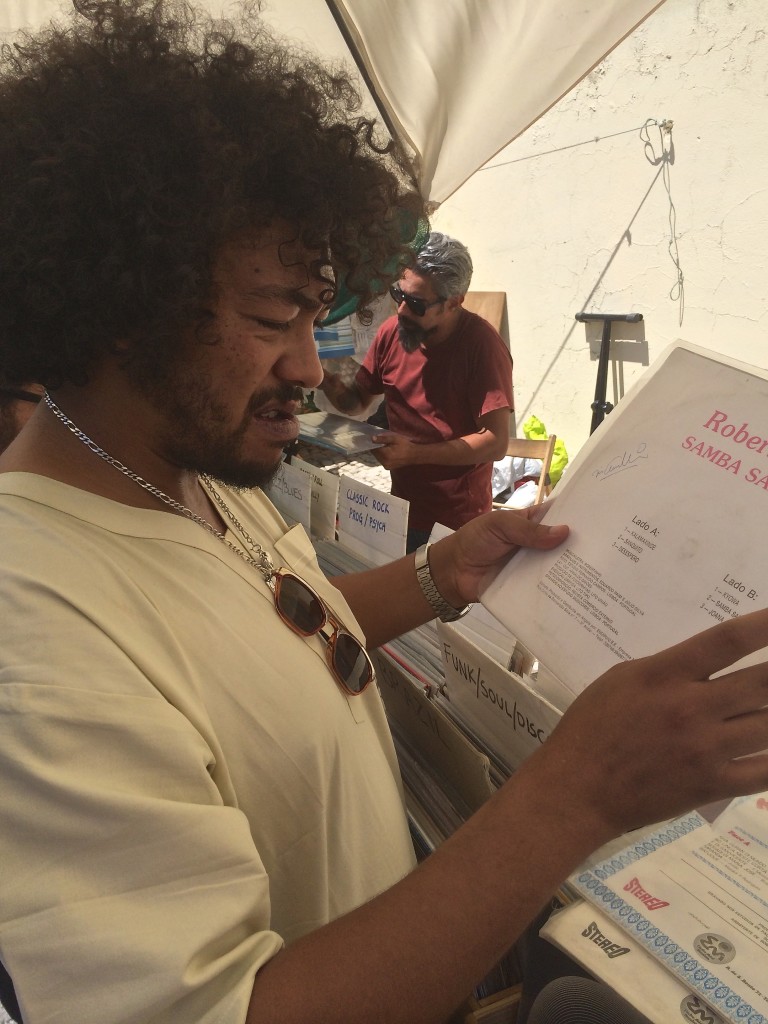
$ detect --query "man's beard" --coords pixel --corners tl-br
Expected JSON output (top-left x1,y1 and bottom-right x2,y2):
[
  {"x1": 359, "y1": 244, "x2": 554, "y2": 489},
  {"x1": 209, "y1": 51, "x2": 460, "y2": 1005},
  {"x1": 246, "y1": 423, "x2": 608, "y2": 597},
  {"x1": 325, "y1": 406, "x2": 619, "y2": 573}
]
[
  {"x1": 160, "y1": 382, "x2": 300, "y2": 490},
  {"x1": 397, "y1": 316, "x2": 430, "y2": 353},
  {"x1": 123, "y1": 347, "x2": 301, "y2": 490}
]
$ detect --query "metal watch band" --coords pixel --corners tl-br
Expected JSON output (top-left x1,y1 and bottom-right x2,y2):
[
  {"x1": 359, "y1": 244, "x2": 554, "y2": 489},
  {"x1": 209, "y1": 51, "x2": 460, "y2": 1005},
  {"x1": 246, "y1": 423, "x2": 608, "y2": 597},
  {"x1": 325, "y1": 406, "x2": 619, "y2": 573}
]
[{"x1": 414, "y1": 543, "x2": 471, "y2": 622}]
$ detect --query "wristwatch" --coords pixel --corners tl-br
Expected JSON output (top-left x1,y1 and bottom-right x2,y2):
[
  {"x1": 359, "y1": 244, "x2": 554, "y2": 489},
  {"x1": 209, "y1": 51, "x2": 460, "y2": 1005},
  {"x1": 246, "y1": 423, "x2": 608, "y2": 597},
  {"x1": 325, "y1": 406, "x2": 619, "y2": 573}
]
[{"x1": 414, "y1": 543, "x2": 471, "y2": 622}]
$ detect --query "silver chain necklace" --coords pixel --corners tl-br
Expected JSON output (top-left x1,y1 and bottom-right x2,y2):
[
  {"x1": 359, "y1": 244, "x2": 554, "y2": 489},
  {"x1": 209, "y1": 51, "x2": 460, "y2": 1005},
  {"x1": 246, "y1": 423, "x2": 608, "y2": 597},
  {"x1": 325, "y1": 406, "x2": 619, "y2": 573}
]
[{"x1": 43, "y1": 391, "x2": 277, "y2": 586}]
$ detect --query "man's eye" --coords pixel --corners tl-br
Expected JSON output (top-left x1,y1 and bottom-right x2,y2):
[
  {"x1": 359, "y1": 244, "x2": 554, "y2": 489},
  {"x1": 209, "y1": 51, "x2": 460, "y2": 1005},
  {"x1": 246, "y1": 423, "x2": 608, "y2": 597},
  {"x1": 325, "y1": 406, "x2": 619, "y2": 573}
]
[{"x1": 244, "y1": 315, "x2": 291, "y2": 332}]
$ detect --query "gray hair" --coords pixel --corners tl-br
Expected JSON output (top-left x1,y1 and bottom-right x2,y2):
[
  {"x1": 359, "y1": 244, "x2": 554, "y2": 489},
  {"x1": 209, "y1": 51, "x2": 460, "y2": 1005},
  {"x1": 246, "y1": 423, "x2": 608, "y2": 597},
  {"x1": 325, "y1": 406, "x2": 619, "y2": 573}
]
[{"x1": 414, "y1": 231, "x2": 473, "y2": 298}]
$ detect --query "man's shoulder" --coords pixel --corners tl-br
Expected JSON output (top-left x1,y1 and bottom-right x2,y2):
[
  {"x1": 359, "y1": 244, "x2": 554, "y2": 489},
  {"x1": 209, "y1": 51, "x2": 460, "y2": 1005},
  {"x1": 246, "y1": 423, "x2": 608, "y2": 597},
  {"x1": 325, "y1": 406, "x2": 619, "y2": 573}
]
[
  {"x1": 456, "y1": 309, "x2": 511, "y2": 361},
  {"x1": 458, "y1": 308, "x2": 504, "y2": 341},
  {"x1": 365, "y1": 314, "x2": 403, "y2": 371},
  {"x1": 371, "y1": 314, "x2": 400, "y2": 348},
  {"x1": 0, "y1": 472, "x2": 99, "y2": 521}
]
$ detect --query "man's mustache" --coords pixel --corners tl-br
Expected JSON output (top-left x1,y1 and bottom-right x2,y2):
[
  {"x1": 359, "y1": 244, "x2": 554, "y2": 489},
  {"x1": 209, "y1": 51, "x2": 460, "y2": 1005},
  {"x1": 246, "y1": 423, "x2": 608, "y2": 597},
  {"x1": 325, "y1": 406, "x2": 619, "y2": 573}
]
[{"x1": 248, "y1": 384, "x2": 304, "y2": 414}]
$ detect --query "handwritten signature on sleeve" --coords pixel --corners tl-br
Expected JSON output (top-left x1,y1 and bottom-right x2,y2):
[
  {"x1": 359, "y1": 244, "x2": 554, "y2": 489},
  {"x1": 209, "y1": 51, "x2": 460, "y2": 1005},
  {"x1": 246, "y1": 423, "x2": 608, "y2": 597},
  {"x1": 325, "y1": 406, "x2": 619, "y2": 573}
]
[{"x1": 593, "y1": 443, "x2": 649, "y2": 481}]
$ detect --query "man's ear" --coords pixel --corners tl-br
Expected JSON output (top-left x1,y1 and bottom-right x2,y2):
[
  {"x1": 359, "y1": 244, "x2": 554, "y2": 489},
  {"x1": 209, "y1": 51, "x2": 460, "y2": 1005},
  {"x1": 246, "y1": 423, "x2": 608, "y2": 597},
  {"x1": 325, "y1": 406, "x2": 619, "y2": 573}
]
[{"x1": 447, "y1": 294, "x2": 465, "y2": 311}]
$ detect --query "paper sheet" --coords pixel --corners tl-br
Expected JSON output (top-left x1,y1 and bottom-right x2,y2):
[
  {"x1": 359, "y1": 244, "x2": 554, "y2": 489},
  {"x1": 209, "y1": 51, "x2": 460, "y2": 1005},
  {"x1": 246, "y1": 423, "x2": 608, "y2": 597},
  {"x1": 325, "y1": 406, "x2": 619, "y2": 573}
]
[{"x1": 482, "y1": 342, "x2": 768, "y2": 696}]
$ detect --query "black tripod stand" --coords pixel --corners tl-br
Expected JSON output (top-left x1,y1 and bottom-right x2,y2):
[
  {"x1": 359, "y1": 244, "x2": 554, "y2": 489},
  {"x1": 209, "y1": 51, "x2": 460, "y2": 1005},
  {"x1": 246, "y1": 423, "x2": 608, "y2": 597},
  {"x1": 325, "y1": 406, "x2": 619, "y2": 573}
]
[{"x1": 575, "y1": 311, "x2": 644, "y2": 434}]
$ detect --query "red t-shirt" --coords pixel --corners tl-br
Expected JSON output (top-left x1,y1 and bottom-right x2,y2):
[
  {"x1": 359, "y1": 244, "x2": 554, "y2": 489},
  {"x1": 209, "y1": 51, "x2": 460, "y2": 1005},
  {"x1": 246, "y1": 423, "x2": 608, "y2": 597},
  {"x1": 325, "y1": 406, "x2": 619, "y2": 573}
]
[{"x1": 356, "y1": 309, "x2": 513, "y2": 531}]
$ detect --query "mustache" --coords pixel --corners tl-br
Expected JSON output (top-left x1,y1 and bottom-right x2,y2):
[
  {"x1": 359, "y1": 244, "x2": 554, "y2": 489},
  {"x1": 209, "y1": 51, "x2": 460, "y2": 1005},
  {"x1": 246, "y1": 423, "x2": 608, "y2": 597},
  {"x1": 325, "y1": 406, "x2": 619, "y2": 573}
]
[{"x1": 248, "y1": 384, "x2": 304, "y2": 414}]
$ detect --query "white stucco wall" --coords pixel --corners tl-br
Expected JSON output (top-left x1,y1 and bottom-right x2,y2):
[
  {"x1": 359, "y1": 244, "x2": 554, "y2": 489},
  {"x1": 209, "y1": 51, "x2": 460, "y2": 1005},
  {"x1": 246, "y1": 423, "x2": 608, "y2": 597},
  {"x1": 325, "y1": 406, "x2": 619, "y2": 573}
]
[{"x1": 432, "y1": 0, "x2": 768, "y2": 456}]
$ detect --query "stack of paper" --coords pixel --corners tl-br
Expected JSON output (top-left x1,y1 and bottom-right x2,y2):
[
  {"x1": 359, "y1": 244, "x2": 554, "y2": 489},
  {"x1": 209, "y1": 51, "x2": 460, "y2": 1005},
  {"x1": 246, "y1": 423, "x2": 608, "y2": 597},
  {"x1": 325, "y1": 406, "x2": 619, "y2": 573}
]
[{"x1": 567, "y1": 794, "x2": 768, "y2": 1023}]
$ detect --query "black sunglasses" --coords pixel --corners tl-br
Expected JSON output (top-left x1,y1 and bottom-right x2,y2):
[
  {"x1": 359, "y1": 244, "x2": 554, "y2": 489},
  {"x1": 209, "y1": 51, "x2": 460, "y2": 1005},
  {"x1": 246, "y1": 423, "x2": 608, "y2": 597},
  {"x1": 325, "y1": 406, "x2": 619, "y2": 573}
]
[
  {"x1": 268, "y1": 568, "x2": 374, "y2": 695},
  {"x1": 0, "y1": 387, "x2": 43, "y2": 404},
  {"x1": 389, "y1": 283, "x2": 443, "y2": 318}
]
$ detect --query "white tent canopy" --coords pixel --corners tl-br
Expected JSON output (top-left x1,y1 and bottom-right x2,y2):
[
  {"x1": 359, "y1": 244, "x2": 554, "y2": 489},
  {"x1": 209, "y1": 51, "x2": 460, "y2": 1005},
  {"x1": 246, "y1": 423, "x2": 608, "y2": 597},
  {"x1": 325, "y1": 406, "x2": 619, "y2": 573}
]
[
  {"x1": 2, "y1": 0, "x2": 666, "y2": 205},
  {"x1": 325, "y1": 0, "x2": 667, "y2": 204}
]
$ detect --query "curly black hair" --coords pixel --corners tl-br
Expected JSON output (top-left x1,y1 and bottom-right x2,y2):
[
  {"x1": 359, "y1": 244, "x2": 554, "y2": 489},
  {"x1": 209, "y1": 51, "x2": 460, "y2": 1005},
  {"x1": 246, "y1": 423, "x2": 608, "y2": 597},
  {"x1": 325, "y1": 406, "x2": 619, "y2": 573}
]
[{"x1": 0, "y1": 0, "x2": 426, "y2": 386}]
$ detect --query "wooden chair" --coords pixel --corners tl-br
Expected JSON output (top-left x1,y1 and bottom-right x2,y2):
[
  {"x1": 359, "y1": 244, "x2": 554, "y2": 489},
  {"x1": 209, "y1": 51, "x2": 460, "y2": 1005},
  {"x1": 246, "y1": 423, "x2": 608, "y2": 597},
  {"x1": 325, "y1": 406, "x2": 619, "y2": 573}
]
[
  {"x1": 493, "y1": 434, "x2": 557, "y2": 508},
  {"x1": 462, "y1": 291, "x2": 506, "y2": 334}
]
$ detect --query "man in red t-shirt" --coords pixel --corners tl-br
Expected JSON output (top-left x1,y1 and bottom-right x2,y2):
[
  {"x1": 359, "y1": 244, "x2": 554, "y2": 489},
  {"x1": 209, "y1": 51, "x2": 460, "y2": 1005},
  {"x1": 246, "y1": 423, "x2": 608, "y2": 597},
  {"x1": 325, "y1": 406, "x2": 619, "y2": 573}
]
[{"x1": 320, "y1": 232, "x2": 513, "y2": 551}]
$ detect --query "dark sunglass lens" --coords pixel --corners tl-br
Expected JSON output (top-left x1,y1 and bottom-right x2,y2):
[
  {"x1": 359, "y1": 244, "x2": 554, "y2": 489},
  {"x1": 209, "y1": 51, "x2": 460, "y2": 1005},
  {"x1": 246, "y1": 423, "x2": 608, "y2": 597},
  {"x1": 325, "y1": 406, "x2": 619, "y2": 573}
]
[
  {"x1": 332, "y1": 633, "x2": 372, "y2": 694},
  {"x1": 390, "y1": 284, "x2": 426, "y2": 317},
  {"x1": 277, "y1": 575, "x2": 325, "y2": 634}
]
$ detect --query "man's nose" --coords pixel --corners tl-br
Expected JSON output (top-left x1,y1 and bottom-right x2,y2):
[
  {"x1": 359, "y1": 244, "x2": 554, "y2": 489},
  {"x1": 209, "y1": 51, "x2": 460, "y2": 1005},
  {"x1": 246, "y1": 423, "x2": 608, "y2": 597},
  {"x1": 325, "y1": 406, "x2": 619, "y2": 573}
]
[{"x1": 276, "y1": 322, "x2": 324, "y2": 389}]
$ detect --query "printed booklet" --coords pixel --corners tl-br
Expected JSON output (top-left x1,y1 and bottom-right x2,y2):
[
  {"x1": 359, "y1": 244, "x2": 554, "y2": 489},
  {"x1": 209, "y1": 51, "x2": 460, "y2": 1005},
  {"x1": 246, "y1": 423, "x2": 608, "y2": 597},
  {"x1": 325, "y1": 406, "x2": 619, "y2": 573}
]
[{"x1": 482, "y1": 341, "x2": 768, "y2": 697}]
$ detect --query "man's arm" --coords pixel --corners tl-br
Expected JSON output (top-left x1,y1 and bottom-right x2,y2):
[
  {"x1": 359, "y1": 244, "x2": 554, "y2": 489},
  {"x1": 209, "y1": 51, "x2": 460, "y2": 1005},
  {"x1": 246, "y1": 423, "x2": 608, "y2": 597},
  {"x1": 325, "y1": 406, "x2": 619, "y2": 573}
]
[
  {"x1": 317, "y1": 368, "x2": 377, "y2": 417},
  {"x1": 248, "y1": 605, "x2": 768, "y2": 1024},
  {"x1": 372, "y1": 406, "x2": 511, "y2": 471}
]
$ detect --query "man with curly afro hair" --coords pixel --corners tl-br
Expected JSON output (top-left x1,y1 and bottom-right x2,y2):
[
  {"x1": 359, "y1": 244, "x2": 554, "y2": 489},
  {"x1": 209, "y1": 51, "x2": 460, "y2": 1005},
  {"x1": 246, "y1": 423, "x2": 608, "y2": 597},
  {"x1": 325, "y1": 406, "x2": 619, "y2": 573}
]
[{"x1": 2, "y1": 4, "x2": 768, "y2": 1024}]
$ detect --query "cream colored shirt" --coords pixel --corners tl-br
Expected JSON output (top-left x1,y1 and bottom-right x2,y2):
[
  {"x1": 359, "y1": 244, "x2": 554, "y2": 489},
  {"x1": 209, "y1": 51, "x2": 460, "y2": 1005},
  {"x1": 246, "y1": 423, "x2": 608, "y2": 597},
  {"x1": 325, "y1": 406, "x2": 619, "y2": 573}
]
[{"x1": 0, "y1": 473, "x2": 415, "y2": 1024}]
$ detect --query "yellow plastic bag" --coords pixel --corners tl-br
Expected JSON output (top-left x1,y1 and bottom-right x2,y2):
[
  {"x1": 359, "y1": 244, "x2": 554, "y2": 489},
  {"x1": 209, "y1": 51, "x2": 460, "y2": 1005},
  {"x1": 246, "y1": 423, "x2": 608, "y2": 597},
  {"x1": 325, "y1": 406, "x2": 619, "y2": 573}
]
[{"x1": 522, "y1": 415, "x2": 569, "y2": 487}]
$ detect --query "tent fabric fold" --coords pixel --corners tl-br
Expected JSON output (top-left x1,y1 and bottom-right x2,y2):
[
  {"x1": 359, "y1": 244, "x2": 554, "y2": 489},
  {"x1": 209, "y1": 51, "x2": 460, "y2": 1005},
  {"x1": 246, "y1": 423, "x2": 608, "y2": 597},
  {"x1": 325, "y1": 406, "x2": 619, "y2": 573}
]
[
  {"x1": 3, "y1": 1, "x2": 668, "y2": 207},
  {"x1": 325, "y1": 0, "x2": 668, "y2": 205}
]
